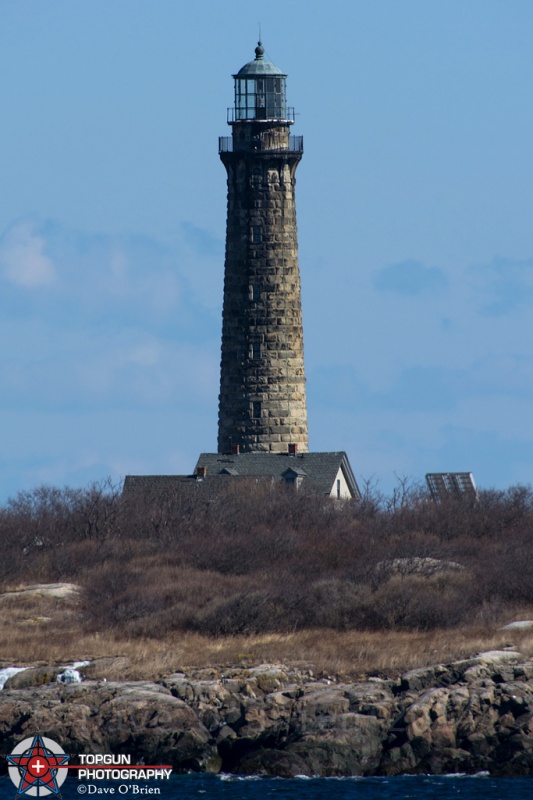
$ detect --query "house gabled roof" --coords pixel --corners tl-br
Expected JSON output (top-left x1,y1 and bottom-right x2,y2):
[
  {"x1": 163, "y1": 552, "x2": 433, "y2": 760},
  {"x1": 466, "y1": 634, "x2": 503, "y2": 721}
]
[
  {"x1": 194, "y1": 451, "x2": 361, "y2": 500},
  {"x1": 123, "y1": 452, "x2": 360, "y2": 501},
  {"x1": 122, "y1": 472, "x2": 262, "y2": 503}
]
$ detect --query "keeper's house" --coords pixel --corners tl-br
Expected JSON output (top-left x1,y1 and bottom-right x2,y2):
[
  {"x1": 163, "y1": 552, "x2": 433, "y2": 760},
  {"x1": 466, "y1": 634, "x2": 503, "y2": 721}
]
[{"x1": 124, "y1": 451, "x2": 360, "y2": 501}]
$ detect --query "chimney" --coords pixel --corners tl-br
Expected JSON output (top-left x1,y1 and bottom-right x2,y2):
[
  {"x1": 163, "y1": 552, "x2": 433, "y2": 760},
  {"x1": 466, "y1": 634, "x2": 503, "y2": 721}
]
[
  {"x1": 232, "y1": 444, "x2": 240, "y2": 455},
  {"x1": 288, "y1": 443, "x2": 297, "y2": 456},
  {"x1": 196, "y1": 466, "x2": 207, "y2": 480}
]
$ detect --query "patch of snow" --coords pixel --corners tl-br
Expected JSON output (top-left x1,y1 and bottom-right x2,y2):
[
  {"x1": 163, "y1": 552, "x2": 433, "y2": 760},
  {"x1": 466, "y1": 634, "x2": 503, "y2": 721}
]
[
  {"x1": 0, "y1": 667, "x2": 27, "y2": 690},
  {"x1": 0, "y1": 660, "x2": 90, "y2": 690},
  {"x1": 56, "y1": 661, "x2": 90, "y2": 684},
  {"x1": 56, "y1": 669, "x2": 81, "y2": 684}
]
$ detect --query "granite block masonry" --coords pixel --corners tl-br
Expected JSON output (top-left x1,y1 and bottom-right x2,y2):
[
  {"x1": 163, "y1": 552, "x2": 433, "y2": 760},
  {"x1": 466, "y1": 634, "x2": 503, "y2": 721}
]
[{"x1": 218, "y1": 42, "x2": 308, "y2": 454}]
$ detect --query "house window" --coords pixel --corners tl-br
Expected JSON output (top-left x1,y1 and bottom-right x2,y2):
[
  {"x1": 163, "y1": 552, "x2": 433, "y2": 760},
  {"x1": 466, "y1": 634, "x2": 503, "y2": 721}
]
[
  {"x1": 252, "y1": 225, "x2": 262, "y2": 243},
  {"x1": 251, "y1": 342, "x2": 261, "y2": 360},
  {"x1": 284, "y1": 472, "x2": 303, "y2": 491},
  {"x1": 337, "y1": 479, "x2": 341, "y2": 499},
  {"x1": 252, "y1": 401, "x2": 262, "y2": 418}
]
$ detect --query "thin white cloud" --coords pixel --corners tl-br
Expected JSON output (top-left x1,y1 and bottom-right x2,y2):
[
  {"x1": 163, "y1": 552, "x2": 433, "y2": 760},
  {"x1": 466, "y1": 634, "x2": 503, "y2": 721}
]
[
  {"x1": 0, "y1": 220, "x2": 57, "y2": 287},
  {"x1": 104, "y1": 244, "x2": 181, "y2": 312}
]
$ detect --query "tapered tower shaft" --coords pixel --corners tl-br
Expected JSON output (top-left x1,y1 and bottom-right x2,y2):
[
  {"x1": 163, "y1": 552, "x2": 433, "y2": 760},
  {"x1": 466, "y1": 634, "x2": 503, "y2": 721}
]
[{"x1": 218, "y1": 42, "x2": 308, "y2": 454}]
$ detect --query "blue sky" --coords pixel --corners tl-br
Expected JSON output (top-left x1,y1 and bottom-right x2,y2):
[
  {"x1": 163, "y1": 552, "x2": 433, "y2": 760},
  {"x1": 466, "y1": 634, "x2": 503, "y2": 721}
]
[{"x1": 1, "y1": 0, "x2": 532, "y2": 499}]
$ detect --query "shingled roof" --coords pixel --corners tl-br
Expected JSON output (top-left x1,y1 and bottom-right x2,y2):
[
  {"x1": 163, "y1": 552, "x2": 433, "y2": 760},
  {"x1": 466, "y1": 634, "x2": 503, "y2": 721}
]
[
  {"x1": 123, "y1": 452, "x2": 360, "y2": 501},
  {"x1": 195, "y1": 451, "x2": 360, "y2": 499},
  {"x1": 123, "y1": 472, "x2": 249, "y2": 495}
]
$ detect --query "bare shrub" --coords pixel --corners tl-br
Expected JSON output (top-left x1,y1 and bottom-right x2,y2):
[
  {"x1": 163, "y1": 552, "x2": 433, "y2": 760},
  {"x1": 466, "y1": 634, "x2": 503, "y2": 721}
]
[
  {"x1": 364, "y1": 573, "x2": 478, "y2": 631},
  {"x1": 1, "y1": 477, "x2": 533, "y2": 640},
  {"x1": 295, "y1": 579, "x2": 374, "y2": 631},
  {"x1": 192, "y1": 591, "x2": 281, "y2": 636}
]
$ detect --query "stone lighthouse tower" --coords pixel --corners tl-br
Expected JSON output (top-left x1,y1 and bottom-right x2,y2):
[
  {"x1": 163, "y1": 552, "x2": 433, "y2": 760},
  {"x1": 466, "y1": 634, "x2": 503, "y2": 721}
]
[
  {"x1": 218, "y1": 42, "x2": 308, "y2": 454},
  {"x1": 124, "y1": 42, "x2": 360, "y2": 500}
]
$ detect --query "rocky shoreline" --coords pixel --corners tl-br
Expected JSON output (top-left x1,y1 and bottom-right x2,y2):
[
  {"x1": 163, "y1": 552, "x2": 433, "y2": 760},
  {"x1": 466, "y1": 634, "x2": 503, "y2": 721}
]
[{"x1": 1, "y1": 650, "x2": 533, "y2": 777}]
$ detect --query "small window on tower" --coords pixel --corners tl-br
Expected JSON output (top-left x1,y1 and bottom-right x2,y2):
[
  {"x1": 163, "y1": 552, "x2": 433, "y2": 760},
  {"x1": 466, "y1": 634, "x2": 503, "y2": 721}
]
[
  {"x1": 252, "y1": 401, "x2": 262, "y2": 418},
  {"x1": 251, "y1": 342, "x2": 261, "y2": 360},
  {"x1": 252, "y1": 226, "x2": 262, "y2": 243},
  {"x1": 250, "y1": 283, "x2": 261, "y2": 301}
]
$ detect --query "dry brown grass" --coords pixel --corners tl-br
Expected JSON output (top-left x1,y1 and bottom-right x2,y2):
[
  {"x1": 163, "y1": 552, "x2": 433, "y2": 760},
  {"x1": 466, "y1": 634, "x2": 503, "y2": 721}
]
[{"x1": 1, "y1": 587, "x2": 533, "y2": 681}]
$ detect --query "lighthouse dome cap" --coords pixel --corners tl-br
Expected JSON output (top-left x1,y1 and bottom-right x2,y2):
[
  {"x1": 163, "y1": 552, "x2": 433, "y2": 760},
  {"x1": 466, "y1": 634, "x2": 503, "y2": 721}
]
[{"x1": 233, "y1": 41, "x2": 286, "y2": 78}]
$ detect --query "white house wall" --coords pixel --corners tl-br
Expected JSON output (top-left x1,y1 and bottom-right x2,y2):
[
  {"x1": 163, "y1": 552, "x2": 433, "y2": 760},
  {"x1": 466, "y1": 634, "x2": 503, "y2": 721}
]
[{"x1": 329, "y1": 466, "x2": 352, "y2": 499}]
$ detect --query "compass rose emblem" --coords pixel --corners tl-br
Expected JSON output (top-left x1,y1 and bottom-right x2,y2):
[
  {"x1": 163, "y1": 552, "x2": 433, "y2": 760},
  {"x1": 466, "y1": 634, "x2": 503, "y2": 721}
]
[{"x1": 7, "y1": 735, "x2": 70, "y2": 798}]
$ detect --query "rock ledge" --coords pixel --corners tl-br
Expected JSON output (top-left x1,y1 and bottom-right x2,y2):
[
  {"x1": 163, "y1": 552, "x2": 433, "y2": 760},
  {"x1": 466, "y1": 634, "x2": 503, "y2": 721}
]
[{"x1": 2, "y1": 654, "x2": 533, "y2": 777}]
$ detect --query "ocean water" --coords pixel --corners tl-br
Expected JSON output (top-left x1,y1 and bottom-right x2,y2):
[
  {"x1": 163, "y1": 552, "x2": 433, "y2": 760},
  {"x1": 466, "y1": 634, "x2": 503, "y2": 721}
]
[{"x1": 2, "y1": 774, "x2": 532, "y2": 800}]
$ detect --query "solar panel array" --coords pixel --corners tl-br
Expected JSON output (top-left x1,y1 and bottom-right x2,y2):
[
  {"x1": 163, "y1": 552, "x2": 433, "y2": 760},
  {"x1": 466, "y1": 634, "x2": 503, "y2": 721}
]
[{"x1": 425, "y1": 472, "x2": 478, "y2": 503}]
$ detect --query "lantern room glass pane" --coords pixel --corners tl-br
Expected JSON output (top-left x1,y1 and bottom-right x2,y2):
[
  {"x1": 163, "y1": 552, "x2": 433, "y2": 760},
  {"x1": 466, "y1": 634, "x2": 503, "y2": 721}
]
[{"x1": 234, "y1": 76, "x2": 287, "y2": 120}]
